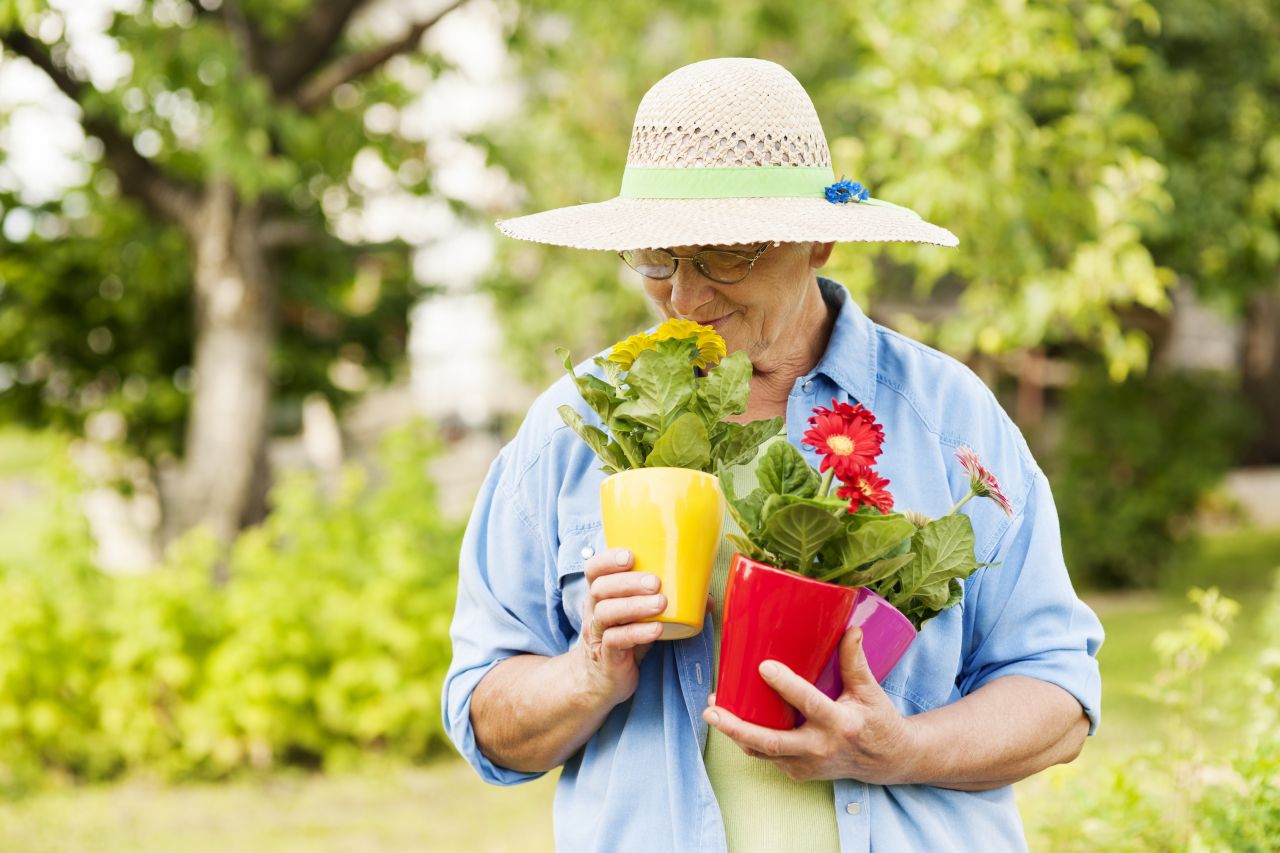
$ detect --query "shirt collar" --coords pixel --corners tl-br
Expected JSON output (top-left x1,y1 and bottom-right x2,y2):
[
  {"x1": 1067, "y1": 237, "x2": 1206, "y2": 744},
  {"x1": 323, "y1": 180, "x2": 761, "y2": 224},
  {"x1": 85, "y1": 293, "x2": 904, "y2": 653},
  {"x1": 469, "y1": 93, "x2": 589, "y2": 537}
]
[{"x1": 813, "y1": 276, "x2": 879, "y2": 411}]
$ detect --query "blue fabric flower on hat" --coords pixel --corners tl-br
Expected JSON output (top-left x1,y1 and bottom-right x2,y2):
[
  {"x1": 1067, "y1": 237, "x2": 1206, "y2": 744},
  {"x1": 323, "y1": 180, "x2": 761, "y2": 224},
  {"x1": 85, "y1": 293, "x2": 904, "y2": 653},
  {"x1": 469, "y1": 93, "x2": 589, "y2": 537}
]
[{"x1": 824, "y1": 178, "x2": 870, "y2": 204}]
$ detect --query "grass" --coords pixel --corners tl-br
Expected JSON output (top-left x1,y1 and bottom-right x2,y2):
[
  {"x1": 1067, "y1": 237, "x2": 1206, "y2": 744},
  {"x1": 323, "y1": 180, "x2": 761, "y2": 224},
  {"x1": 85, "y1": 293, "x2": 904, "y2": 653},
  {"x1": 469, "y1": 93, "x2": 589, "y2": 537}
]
[
  {"x1": 2, "y1": 527, "x2": 1277, "y2": 852},
  {"x1": 0, "y1": 761, "x2": 560, "y2": 853},
  {"x1": 1091, "y1": 527, "x2": 1279, "y2": 755}
]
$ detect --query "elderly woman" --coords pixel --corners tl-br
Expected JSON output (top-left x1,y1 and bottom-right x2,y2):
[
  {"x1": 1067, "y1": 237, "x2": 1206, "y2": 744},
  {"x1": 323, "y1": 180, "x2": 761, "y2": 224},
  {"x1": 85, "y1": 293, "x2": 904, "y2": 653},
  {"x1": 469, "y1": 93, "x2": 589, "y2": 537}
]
[{"x1": 443, "y1": 59, "x2": 1102, "y2": 853}]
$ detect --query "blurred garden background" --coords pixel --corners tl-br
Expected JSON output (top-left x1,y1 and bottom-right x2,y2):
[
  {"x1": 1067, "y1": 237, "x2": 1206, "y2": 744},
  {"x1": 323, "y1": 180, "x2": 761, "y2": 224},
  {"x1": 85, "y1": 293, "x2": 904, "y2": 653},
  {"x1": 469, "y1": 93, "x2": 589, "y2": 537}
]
[{"x1": 0, "y1": 0, "x2": 1278, "y2": 849}]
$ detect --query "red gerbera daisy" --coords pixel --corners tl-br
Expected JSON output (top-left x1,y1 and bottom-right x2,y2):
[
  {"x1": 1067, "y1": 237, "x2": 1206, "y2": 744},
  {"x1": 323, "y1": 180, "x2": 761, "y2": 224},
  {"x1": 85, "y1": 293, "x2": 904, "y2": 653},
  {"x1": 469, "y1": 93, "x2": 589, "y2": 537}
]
[
  {"x1": 810, "y1": 399, "x2": 877, "y2": 428},
  {"x1": 802, "y1": 412, "x2": 884, "y2": 480},
  {"x1": 837, "y1": 466, "x2": 895, "y2": 514},
  {"x1": 956, "y1": 446, "x2": 1014, "y2": 517}
]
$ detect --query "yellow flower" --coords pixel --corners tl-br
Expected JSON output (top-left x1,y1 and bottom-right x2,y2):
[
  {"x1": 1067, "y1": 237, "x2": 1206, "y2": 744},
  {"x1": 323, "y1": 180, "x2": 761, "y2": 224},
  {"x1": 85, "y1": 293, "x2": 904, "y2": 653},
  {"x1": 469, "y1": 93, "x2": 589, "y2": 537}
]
[
  {"x1": 607, "y1": 332, "x2": 657, "y2": 370},
  {"x1": 652, "y1": 318, "x2": 727, "y2": 370}
]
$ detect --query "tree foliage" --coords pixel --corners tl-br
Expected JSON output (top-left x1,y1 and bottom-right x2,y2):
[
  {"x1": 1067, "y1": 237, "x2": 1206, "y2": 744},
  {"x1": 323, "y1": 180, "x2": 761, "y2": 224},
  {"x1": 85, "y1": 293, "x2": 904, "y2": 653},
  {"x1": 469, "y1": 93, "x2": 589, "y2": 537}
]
[
  {"x1": 490, "y1": 0, "x2": 1181, "y2": 381},
  {"x1": 1129, "y1": 0, "x2": 1280, "y2": 306},
  {"x1": 0, "y1": 0, "x2": 459, "y2": 536}
]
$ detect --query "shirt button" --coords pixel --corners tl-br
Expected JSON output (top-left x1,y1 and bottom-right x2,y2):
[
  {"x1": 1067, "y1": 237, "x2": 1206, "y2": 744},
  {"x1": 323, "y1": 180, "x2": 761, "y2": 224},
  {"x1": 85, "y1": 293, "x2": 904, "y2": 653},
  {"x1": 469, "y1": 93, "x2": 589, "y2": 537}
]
[
  {"x1": 580, "y1": 545, "x2": 594, "y2": 559},
  {"x1": 845, "y1": 802, "x2": 861, "y2": 815},
  {"x1": 802, "y1": 380, "x2": 814, "y2": 393}
]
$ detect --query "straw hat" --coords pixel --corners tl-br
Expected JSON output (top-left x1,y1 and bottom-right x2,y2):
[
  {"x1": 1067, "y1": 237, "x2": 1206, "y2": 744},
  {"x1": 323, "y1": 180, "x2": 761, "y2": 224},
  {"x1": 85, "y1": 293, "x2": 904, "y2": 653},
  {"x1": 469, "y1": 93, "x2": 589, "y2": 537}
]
[{"x1": 496, "y1": 58, "x2": 958, "y2": 251}]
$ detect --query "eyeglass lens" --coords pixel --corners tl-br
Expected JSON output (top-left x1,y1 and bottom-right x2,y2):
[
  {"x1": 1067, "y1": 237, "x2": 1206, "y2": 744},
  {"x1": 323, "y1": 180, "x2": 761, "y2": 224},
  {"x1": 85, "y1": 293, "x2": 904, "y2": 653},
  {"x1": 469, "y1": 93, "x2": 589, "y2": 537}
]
[{"x1": 621, "y1": 248, "x2": 755, "y2": 283}]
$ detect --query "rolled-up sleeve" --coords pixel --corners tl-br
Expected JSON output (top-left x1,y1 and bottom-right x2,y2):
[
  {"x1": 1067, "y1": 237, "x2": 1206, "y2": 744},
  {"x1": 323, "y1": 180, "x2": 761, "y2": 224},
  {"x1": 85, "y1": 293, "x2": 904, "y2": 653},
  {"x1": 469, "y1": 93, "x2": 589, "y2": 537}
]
[
  {"x1": 957, "y1": 468, "x2": 1104, "y2": 734},
  {"x1": 442, "y1": 445, "x2": 571, "y2": 784}
]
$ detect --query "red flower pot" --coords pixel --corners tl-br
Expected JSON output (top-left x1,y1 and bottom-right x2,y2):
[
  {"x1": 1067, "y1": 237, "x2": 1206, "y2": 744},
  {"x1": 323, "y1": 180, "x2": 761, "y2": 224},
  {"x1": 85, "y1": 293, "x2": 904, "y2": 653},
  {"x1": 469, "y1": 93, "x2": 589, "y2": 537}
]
[{"x1": 715, "y1": 554, "x2": 857, "y2": 730}]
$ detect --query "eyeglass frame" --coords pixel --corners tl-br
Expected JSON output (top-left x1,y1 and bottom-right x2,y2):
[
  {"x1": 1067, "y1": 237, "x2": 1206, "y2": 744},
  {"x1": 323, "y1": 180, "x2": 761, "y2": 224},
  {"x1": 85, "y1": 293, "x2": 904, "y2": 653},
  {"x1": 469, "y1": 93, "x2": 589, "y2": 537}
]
[{"x1": 617, "y1": 242, "x2": 774, "y2": 284}]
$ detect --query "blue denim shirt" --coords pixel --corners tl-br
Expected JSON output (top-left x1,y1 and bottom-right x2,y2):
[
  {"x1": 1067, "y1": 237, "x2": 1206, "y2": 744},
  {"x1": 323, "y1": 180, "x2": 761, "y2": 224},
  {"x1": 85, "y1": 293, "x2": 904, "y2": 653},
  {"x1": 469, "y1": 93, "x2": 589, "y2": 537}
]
[{"x1": 443, "y1": 277, "x2": 1103, "y2": 852}]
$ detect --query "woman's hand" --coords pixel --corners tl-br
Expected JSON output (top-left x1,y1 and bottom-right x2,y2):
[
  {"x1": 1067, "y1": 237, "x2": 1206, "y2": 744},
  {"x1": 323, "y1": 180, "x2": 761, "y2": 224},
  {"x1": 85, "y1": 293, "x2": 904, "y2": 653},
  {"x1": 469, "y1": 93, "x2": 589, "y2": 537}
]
[
  {"x1": 702, "y1": 627, "x2": 922, "y2": 784},
  {"x1": 469, "y1": 547, "x2": 676, "y2": 773},
  {"x1": 577, "y1": 547, "x2": 667, "y2": 707}
]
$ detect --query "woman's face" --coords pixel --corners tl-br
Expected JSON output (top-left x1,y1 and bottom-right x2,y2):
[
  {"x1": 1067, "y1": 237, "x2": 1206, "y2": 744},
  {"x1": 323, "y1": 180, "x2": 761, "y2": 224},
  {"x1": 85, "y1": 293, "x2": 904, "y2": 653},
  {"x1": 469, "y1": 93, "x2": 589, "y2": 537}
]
[{"x1": 639, "y1": 241, "x2": 835, "y2": 366}]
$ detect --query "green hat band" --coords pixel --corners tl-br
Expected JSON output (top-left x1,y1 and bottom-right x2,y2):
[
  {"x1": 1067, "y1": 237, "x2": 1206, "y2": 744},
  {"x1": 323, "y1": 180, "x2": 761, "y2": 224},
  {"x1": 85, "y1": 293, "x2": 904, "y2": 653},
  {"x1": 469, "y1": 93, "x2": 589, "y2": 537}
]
[{"x1": 618, "y1": 166, "x2": 920, "y2": 218}]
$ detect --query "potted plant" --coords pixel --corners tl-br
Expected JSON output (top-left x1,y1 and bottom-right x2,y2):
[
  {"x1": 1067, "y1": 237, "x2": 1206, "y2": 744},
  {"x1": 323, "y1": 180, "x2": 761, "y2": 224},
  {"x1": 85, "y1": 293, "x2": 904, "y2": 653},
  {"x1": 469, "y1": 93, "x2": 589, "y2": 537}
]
[
  {"x1": 716, "y1": 400, "x2": 1014, "y2": 728},
  {"x1": 558, "y1": 319, "x2": 783, "y2": 639}
]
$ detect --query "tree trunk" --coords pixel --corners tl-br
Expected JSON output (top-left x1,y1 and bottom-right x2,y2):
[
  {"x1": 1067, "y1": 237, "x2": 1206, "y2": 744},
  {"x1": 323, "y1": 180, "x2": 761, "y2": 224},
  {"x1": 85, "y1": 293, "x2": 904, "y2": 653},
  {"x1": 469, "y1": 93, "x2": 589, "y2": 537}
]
[
  {"x1": 1242, "y1": 281, "x2": 1280, "y2": 465},
  {"x1": 173, "y1": 182, "x2": 276, "y2": 544}
]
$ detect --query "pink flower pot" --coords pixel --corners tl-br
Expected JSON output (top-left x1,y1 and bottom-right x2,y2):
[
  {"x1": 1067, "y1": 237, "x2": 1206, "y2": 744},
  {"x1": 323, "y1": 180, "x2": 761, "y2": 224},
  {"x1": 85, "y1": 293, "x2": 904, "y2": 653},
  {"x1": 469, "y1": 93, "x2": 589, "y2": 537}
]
[{"x1": 812, "y1": 587, "x2": 917, "y2": 701}]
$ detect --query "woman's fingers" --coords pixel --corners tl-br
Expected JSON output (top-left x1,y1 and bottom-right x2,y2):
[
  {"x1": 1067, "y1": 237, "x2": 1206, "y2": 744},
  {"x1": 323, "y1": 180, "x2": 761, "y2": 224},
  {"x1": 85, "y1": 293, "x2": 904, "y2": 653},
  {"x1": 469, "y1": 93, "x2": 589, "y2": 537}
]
[
  {"x1": 583, "y1": 547, "x2": 634, "y2": 582},
  {"x1": 583, "y1": 547, "x2": 665, "y2": 632},
  {"x1": 590, "y1": 569, "x2": 660, "y2": 600},
  {"x1": 579, "y1": 547, "x2": 667, "y2": 673},
  {"x1": 600, "y1": 621, "x2": 664, "y2": 651},
  {"x1": 592, "y1": 594, "x2": 667, "y2": 628}
]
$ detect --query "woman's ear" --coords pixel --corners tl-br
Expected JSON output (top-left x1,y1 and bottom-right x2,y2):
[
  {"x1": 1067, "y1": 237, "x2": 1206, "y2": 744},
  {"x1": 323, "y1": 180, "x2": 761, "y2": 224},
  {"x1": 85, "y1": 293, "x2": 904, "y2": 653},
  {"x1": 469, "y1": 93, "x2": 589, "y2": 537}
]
[{"x1": 809, "y1": 241, "x2": 836, "y2": 269}]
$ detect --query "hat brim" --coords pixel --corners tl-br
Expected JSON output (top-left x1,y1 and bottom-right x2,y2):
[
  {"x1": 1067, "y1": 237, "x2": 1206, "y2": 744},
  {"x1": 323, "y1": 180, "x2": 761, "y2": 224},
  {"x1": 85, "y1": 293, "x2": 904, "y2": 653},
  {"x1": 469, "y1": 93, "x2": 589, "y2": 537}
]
[{"x1": 495, "y1": 196, "x2": 958, "y2": 251}]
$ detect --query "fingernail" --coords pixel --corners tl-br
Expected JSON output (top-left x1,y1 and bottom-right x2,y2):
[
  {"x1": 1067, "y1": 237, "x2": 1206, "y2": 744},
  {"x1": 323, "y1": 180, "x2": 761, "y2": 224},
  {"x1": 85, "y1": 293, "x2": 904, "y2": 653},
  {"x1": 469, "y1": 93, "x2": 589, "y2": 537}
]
[
  {"x1": 616, "y1": 549, "x2": 631, "y2": 567},
  {"x1": 642, "y1": 574, "x2": 659, "y2": 591},
  {"x1": 760, "y1": 661, "x2": 778, "y2": 678},
  {"x1": 706, "y1": 710, "x2": 720, "y2": 725},
  {"x1": 650, "y1": 595, "x2": 666, "y2": 611}
]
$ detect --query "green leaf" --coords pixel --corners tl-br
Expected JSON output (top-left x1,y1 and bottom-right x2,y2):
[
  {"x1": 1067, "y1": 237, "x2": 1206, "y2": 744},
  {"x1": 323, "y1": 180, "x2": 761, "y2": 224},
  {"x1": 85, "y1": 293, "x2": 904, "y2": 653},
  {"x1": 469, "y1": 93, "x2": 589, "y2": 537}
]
[
  {"x1": 944, "y1": 577, "x2": 965, "y2": 610},
  {"x1": 719, "y1": 467, "x2": 750, "y2": 531},
  {"x1": 818, "y1": 551, "x2": 914, "y2": 586},
  {"x1": 777, "y1": 493, "x2": 851, "y2": 513},
  {"x1": 757, "y1": 441, "x2": 819, "y2": 498},
  {"x1": 917, "y1": 578, "x2": 953, "y2": 610},
  {"x1": 833, "y1": 513, "x2": 917, "y2": 570},
  {"x1": 610, "y1": 428, "x2": 644, "y2": 469},
  {"x1": 710, "y1": 420, "x2": 742, "y2": 459},
  {"x1": 693, "y1": 350, "x2": 751, "y2": 423},
  {"x1": 763, "y1": 503, "x2": 842, "y2": 570},
  {"x1": 654, "y1": 337, "x2": 698, "y2": 361},
  {"x1": 559, "y1": 348, "x2": 620, "y2": 422},
  {"x1": 593, "y1": 355, "x2": 625, "y2": 388},
  {"x1": 895, "y1": 561, "x2": 973, "y2": 631},
  {"x1": 711, "y1": 417, "x2": 785, "y2": 469},
  {"x1": 734, "y1": 488, "x2": 770, "y2": 535},
  {"x1": 896, "y1": 514, "x2": 978, "y2": 604},
  {"x1": 627, "y1": 347, "x2": 695, "y2": 432},
  {"x1": 644, "y1": 411, "x2": 710, "y2": 470},
  {"x1": 557, "y1": 346, "x2": 575, "y2": 374},
  {"x1": 576, "y1": 374, "x2": 619, "y2": 422},
  {"x1": 611, "y1": 398, "x2": 663, "y2": 432},
  {"x1": 725, "y1": 533, "x2": 775, "y2": 563},
  {"x1": 760, "y1": 493, "x2": 786, "y2": 523},
  {"x1": 719, "y1": 461, "x2": 771, "y2": 542},
  {"x1": 558, "y1": 405, "x2": 627, "y2": 472}
]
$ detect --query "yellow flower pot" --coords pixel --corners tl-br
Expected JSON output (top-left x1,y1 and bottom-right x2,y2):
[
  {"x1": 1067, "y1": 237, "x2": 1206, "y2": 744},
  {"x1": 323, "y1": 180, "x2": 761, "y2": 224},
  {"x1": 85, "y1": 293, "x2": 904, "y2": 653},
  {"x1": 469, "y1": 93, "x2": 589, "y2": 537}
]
[{"x1": 599, "y1": 467, "x2": 724, "y2": 640}]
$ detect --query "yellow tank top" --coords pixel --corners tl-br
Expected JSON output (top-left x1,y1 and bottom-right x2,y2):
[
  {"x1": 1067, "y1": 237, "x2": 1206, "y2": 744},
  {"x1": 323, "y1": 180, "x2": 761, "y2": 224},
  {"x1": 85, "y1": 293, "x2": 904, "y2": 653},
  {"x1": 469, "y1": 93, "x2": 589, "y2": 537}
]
[{"x1": 703, "y1": 434, "x2": 841, "y2": 853}]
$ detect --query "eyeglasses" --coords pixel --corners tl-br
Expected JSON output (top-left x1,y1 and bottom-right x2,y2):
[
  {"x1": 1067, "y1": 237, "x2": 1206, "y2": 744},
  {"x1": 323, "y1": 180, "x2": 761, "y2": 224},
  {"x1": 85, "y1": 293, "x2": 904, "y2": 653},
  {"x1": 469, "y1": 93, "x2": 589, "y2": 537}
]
[{"x1": 618, "y1": 243, "x2": 773, "y2": 284}]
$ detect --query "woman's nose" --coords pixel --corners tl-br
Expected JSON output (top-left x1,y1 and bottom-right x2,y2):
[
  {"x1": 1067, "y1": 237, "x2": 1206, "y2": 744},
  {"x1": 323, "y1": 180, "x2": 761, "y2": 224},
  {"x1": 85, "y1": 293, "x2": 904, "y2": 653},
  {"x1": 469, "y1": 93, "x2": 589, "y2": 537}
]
[{"x1": 668, "y1": 265, "x2": 716, "y2": 316}]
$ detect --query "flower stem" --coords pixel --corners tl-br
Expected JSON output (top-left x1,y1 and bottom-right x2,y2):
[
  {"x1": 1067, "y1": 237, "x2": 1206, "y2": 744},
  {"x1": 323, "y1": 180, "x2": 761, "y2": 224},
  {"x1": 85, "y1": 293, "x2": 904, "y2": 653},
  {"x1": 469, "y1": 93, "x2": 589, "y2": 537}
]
[
  {"x1": 819, "y1": 468, "x2": 835, "y2": 498},
  {"x1": 947, "y1": 490, "x2": 976, "y2": 516}
]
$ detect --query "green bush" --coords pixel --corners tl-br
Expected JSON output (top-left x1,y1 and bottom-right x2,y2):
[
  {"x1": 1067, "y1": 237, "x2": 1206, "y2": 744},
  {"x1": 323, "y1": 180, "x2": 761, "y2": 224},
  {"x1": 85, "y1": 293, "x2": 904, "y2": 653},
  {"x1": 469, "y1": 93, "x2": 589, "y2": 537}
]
[
  {"x1": 1032, "y1": 579, "x2": 1280, "y2": 851},
  {"x1": 0, "y1": 425, "x2": 463, "y2": 795},
  {"x1": 1053, "y1": 366, "x2": 1252, "y2": 589}
]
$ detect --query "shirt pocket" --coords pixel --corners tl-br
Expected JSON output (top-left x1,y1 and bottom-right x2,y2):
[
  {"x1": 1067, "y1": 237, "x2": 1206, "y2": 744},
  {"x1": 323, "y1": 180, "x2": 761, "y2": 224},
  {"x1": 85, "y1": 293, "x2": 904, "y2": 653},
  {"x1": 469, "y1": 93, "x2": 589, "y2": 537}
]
[
  {"x1": 881, "y1": 601, "x2": 966, "y2": 715},
  {"x1": 556, "y1": 520, "x2": 603, "y2": 640}
]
